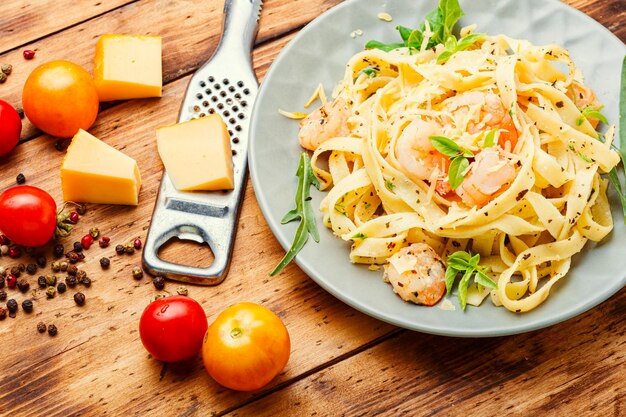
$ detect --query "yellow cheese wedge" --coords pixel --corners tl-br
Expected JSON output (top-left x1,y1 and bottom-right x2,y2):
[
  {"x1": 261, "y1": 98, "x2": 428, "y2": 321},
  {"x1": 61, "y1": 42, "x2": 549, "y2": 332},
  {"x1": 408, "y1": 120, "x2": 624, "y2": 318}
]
[
  {"x1": 61, "y1": 129, "x2": 142, "y2": 205},
  {"x1": 156, "y1": 115, "x2": 234, "y2": 191},
  {"x1": 94, "y1": 34, "x2": 162, "y2": 101}
]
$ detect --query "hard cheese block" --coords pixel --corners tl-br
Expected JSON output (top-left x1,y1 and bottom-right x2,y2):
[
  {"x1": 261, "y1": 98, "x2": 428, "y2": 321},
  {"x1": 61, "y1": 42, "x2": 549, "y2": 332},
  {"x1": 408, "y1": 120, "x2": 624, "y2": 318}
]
[
  {"x1": 61, "y1": 129, "x2": 142, "y2": 205},
  {"x1": 156, "y1": 115, "x2": 234, "y2": 191},
  {"x1": 94, "y1": 34, "x2": 162, "y2": 101}
]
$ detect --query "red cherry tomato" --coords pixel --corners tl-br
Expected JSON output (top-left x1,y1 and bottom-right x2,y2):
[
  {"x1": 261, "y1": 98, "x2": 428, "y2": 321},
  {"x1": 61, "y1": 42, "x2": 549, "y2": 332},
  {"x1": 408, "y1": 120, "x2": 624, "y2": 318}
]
[
  {"x1": 139, "y1": 295, "x2": 208, "y2": 362},
  {"x1": 22, "y1": 60, "x2": 99, "y2": 138},
  {"x1": 0, "y1": 100, "x2": 22, "y2": 157},
  {"x1": 0, "y1": 186, "x2": 56, "y2": 247},
  {"x1": 202, "y1": 302, "x2": 291, "y2": 391}
]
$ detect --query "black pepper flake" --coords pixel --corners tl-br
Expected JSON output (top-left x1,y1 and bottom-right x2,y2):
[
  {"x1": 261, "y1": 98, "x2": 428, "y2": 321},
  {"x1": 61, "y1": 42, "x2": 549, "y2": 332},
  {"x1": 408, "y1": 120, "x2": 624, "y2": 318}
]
[
  {"x1": 48, "y1": 324, "x2": 58, "y2": 336},
  {"x1": 452, "y1": 241, "x2": 460, "y2": 247},
  {"x1": 522, "y1": 253, "x2": 531, "y2": 260},
  {"x1": 37, "y1": 322, "x2": 46, "y2": 333},
  {"x1": 516, "y1": 189, "x2": 528, "y2": 201},
  {"x1": 153, "y1": 275, "x2": 166, "y2": 290},
  {"x1": 26, "y1": 263, "x2": 37, "y2": 275},
  {"x1": 16, "y1": 173, "x2": 26, "y2": 184}
]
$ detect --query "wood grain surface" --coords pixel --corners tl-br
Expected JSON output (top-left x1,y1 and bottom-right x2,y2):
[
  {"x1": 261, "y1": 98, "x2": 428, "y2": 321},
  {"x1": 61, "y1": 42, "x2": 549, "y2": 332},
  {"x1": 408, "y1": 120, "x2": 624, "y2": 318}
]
[{"x1": 0, "y1": 1, "x2": 624, "y2": 416}]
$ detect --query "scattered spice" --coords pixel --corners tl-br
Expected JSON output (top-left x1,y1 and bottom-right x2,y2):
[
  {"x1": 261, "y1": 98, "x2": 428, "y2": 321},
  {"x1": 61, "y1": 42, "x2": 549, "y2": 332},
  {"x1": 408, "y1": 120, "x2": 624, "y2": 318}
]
[
  {"x1": 6, "y1": 299, "x2": 18, "y2": 316},
  {"x1": 10, "y1": 266, "x2": 21, "y2": 277},
  {"x1": 69, "y1": 211, "x2": 79, "y2": 223},
  {"x1": 0, "y1": 63, "x2": 11, "y2": 75},
  {"x1": 73, "y1": 292, "x2": 86, "y2": 306},
  {"x1": 0, "y1": 307, "x2": 6, "y2": 320},
  {"x1": 8, "y1": 246, "x2": 21, "y2": 258},
  {"x1": 76, "y1": 270, "x2": 87, "y2": 282},
  {"x1": 81, "y1": 234, "x2": 93, "y2": 249},
  {"x1": 73, "y1": 241, "x2": 83, "y2": 252},
  {"x1": 75, "y1": 204, "x2": 87, "y2": 215},
  {"x1": 22, "y1": 299, "x2": 33, "y2": 313},
  {"x1": 89, "y1": 227, "x2": 100, "y2": 239},
  {"x1": 0, "y1": 235, "x2": 9, "y2": 245},
  {"x1": 17, "y1": 263, "x2": 25, "y2": 272},
  {"x1": 115, "y1": 245, "x2": 125, "y2": 255},
  {"x1": 26, "y1": 263, "x2": 37, "y2": 275},
  {"x1": 23, "y1": 50, "x2": 36, "y2": 60},
  {"x1": 51, "y1": 261, "x2": 61, "y2": 272},
  {"x1": 36, "y1": 255, "x2": 46, "y2": 268},
  {"x1": 0, "y1": 290, "x2": 6, "y2": 301},
  {"x1": 16, "y1": 173, "x2": 26, "y2": 184},
  {"x1": 81, "y1": 277, "x2": 91, "y2": 288},
  {"x1": 131, "y1": 266, "x2": 143, "y2": 280},
  {"x1": 66, "y1": 250, "x2": 84, "y2": 263},
  {"x1": 37, "y1": 322, "x2": 46, "y2": 333},
  {"x1": 17, "y1": 279, "x2": 30, "y2": 293},
  {"x1": 48, "y1": 324, "x2": 58, "y2": 336},
  {"x1": 45, "y1": 274, "x2": 57, "y2": 286},
  {"x1": 99, "y1": 236, "x2": 110, "y2": 248},
  {"x1": 57, "y1": 282, "x2": 66, "y2": 294},
  {"x1": 0, "y1": 245, "x2": 8, "y2": 255},
  {"x1": 46, "y1": 286, "x2": 56, "y2": 298},
  {"x1": 176, "y1": 286, "x2": 188, "y2": 296},
  {"x1": 133, "y1": 238, "x2": 142, "y2": 249},
  {"x1": 99, "y1": 257, "x2": 110, "y2": 269},
  {"x1": 65, "y1": 276, "x2": 77, "y2": 288},
  {"x1": 6, "y1": 274, "x2": 17, "y2": 288},
  {"x1": 37, "y1": 276, "x2": 47, "y2": 288},
  {"x1": 53, "y1": 244, "x2": 65, "y2": 258},
  {"x1": 67, "y1": 265, "x2": 78, "y2": 276},
  {"x1": 124, "y1": 243, "x2": 135, "y2": 255},
  {"x1": 0, "y1": 72, "x2": 6, "y2": 84},
  {"x1": 152, "y1": 275, "x2": 165, "y2": 290},
  {"x1": 60, "y1": 261, "x2": 68, "y2": 272}
]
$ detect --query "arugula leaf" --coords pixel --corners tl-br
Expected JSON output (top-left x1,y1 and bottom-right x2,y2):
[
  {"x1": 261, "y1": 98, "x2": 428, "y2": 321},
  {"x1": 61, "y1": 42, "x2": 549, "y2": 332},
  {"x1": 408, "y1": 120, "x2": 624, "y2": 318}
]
[
  {"x1": 444, "y1": 250, "x2": 497, "y2": 310},
  {"x1": 448, "y1": 155, "x2": 469, "y2": 190},
  {"x1": 576, "y1": 106, "x2": 608, "y2": 126},
  {"x1": 271, "y1": 153, "x2": 320, "y2": 276}
]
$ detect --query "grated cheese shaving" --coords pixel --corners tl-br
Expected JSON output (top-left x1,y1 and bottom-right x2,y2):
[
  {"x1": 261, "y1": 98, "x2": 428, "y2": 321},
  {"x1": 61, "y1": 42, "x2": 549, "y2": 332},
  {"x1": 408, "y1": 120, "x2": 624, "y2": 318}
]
[
  {"x1": 377, "y1": 12, "x2": 392, "y2": 22},
  {"x1": 278, "y1": 109, "x2": 308, "y2": 119}
]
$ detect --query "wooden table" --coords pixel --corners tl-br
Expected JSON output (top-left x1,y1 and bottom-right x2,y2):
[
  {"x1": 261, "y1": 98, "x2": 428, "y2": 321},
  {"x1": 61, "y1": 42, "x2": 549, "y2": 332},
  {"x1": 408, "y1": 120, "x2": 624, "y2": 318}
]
[{"x1": 0, "y1": 0, "x2": 624, "y2": 415}]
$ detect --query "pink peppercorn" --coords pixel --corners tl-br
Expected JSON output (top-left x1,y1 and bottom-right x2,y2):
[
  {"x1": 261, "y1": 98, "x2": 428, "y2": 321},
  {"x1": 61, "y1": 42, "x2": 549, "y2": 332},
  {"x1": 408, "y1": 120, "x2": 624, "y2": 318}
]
[{"x1": 23, "y1": 50, "x2": 36, "y2": 60}]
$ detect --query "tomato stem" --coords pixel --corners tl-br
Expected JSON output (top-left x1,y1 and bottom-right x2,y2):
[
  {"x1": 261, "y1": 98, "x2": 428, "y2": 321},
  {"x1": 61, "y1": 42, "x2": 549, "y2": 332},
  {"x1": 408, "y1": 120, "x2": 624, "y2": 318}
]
[{"x1": 230, "y1": 327, "x2": 243, "y2": 339}]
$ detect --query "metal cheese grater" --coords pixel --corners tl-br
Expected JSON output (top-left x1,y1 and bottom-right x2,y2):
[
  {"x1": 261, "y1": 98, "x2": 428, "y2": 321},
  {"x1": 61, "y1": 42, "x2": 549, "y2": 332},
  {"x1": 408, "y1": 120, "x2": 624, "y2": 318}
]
[{"x1": 142, "y1": 0, "x2": 263, "y2": 285}]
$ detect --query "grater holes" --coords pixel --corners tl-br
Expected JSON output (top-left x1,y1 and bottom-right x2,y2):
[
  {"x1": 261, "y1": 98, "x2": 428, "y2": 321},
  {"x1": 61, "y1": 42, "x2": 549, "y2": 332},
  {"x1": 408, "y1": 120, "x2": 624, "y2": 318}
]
[
  {"x1": 208, "y1": 76, "x2": 215, "y2": 82},
  {"x1": 228, "y1": 129, "x2": 233, "y2": 136},
  {"x1": 237, "y1": 113, "x2": 245, "y2": 120},
  {"x1": 229, "y1": 117, "x2": 236, "y2": 124},
  {"x1": 232, "y1": 137, "x2": 240, "y2": 144},
  {"x1": 199, "y1": 112, "x2": 206, "y2": 118},
  {"x1": 211, "y1": 96, "x2": 218, "y2": 102},
  {"x1": 235, "y1": 93, "x2": 241, "y2": 99},
  {"x1": 205, "y1": 88, "x2": 212, "y2": 95},
  {"x1": 232, "y1": 105, "x2": 239, "y2": 112},
  {"x1": 220, "y1": 91, "x2": 226, "y2": 97},
  {"x1": 196, "y1": 93, "x2": 203, "y2": 99},
  {"x1": 202, "y1": 101, "x2": 209, "y2": 107},
  {"x1": 217, "y1": 103, "x2": 224, "y2": 110},
  {"x1": 214, "y1": 84, "x2": 221, "y2": 90},
  {"x1": 208, "y1": 108, "x2": 215, "y2": 114},
  {"x1": 237, "y1": 81, "x2": 244, "y2": 88},
  {"x1": 243, "y1": 88, "x2": 250, "y2": 95},
  {"x1": 223, "y1": 78, "x2": 229, "y2": 85},
  {"x1": 226, "y1": 98, "x2": 233, "y2": 105},
  {"x1": 228, "y1": 86, "x2": 235, "y2": 92},
  {"x1": 223, "y1": 110, "x2": 230, "y2": 117},
  {"x1": 240, "y1": 100, "x2": 247, "y2": 107},
  {"x1": 200, "y1": 81, "x2": 206, "y2": 87},
  {"x1": 193, "y1": 105, "x2": 201, "y2": 112},
  {"x1": 232, "y1": 150, "x2": 237, "y2": 156}
]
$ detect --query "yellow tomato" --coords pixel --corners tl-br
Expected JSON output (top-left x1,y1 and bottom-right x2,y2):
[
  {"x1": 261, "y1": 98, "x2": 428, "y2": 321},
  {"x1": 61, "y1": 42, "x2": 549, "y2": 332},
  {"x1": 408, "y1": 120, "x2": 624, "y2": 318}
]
[{"x1": 202, "y1": 302, "x2": 290, "y2": 391}]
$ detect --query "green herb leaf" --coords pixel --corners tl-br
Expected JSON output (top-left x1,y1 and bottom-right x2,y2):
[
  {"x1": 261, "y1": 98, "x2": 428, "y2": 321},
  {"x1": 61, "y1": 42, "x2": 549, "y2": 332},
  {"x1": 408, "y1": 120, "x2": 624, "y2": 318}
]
[
  {"x1": 482, "y1": 129, "x2": 498, "y2": 148},
  {"x1": 445, "y1": 267, "x2": 458, "y2": 296},
  {"x1": 352, "y1": 232, "x2": 367, "y2": 239},
  {"x1": 429, "y1": 135, "x2": 461, "y2": 157},
  {"x1": 456, "y1": 33, "x2": 484, "y2": 50},
  {"x1": 385, "y1": 179, "x2": 396, "y2": 191},
  {"x1": 457, "y1": 269, "x2": 473, "y2": 310},
  {"x1": 270, "y1": 152, "x2": 320, "y2": 276},
  {"x1": 438, "y1": 0, "x2": 463, "y2": 42},
  {"x1": 576, "y1": 106, "x2": 609, "y2": 126},
  {"x1": 365, "y1": 40, "x2": 405, "y2": 52},
  {"x1": 396, "y1": 25, "x2": 413, "y2": 42},
  {"x1": 475, "y1": 269, "x2": 497, "y2": 289},
  {"x1": 568, "y1": 144, "x2": 593, "y2": 163},
  {"x1": 407, "y1": 29, "x2": 424, "y2": 49},
  {"x1": 360, "y1": 65, "x2": 379, "y2": 77},
  {"x1": 445, "y1": 250, "x2": 496, "y2": 311},
  {"x1": 448, "y1": 155, "x2": 469, "y2": 190}
]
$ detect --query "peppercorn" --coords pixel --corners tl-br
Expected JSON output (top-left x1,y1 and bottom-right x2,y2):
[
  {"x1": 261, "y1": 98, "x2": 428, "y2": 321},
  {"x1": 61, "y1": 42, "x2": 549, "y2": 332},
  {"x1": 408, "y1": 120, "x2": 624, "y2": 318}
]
[
  {"x1": 17, "y1": 279, "x2": 30, "y2": 293},
  {"x1": 152, "y1": 294, "x2": 166, "y2": 302},
  {"x1": 38, "y1": 276, "x2": 47, "y2": 288},
  {"x1": 0, "y1": 73, "x2": 6, "y2": 83},
  {"x1": 36, "y1": 255, "x2": 46, "y2": 268},
  {"x1": 1, "y1": 63, "x2": 12, "y2": 75},
  {"x1": 81, "y1": 234, "x2": 93, "y2": 249},
  {"x1": 99, "y1": 257, "x2": 110, "y2": 269},
  {"x1": 0, "y1": 245, "x2": 8, "y2": 256},
  {"x1": 0, "y1": 266, "x2": 5, "y2": 276},
  {"x1": 23, "y1": 50, "x2": 36, "y2": 60},
  {"x1": 26, "y1": 263, "x2": 37, "y2": 275},
  {"x1": 153, "y1": 275, "x2": 166, "y2": 290},
  {"x1": 89, "y1": 227, "x2": 100, "y2": 239},
  {"x1": 74, "y1": 292, "x2": 86, "y2": 306},
  {"x1": 37, "y1": 322, "x2": 46, "y2": 333},
  {"x1": 0, "y1": 235, "x2": 9, "y2": 246},
  {"x1": 0, "y1": 276, "x2": 4, "y2": 289},
  {"x1": 50, "y1": 261, "x2": 60, "y2": 272},
  {"x1": 45, "y1": 274, "x2": 57, "y2": 286},
  {"x1": 60, "y1": 261, "x2": 68, "y2": 272},
  {"x1": 67, "y1": 265, "x2": 78, "y2": 276},
  {"x1": 8, "y1": 246, "x2": 21, "y2": 258},
  {"x1": 133, "y1": 238, "x2": 142, "y2": 249},
  {"x1": 57, "y1": 282, "x2": 66, "y2": 294},
  {"x1": 0, "y1": 290, "x2": 6, "y2": 301},
  {"x1": 10, "y1": 266, "x2": 21, "y2": 277},
  {"x1": 17, "y1": 263, "x2": 25, "y2": 272},
  {"x1": 7, "y1": 299, "x2": 18, "y2": 314},
  {"x1": 16, "y1": 173, "x2": 26, "y2": 184},
  {"x1": 99, "y1": 236, "x2": 110, "y2": 248},
  {"x1": 24, "y1": 247, "x2": 35, "y2": 256},
  {"x1": 69, "y1": 211, "x2": 79, "y2": 223},
  {"x1": 53, "y1": 244, "x2": 64, "y2": 258},
  {"x1": 66, "y1": 250, "x2": 84, "y2": 263},
  {"x1": 124, "y1": 243, "x2": 135, "y2": 255},
  {"x1": 115, "y1": 245, "x2": 125, "y2": 255},
  {"x1": 54, "y1": 140, "x2": 65, "y2": 152},
  {"x1": 132, "y1": 266, "x2": 143, "y2": 280},
  {"x1": 176, "y1": 286, "x2": 188, "y2": 296},
  {"x1": 81, "y1": 277, "x2": 91, "y2": 288},
  {"x1": 46, "y1": 286, "x2": 56, "y2": 298},
  {"x1": 48, "y1": 324, "x2": 58, "y2": 336},
  {"x1": 73, "y1": 242, "x2": 83, "y2": 252},
  {"x1": 6, "y1": 274, "x2": 17, "y2": 288},
  {"x1": 76, "y1": 270, "x2": 87, "y2": 282},
  {"x1": 65, "y1": 276, "x2": 77, "y2": 288},
  {"x1": 0, "y1": 307, "x2": 6, "y2": 320},
  {"x1": 75, "y1": 204, "x2": 87, "y2": 215},
  {"x1": 22, "y1": 299, "x2": 33, "y2": 313}
]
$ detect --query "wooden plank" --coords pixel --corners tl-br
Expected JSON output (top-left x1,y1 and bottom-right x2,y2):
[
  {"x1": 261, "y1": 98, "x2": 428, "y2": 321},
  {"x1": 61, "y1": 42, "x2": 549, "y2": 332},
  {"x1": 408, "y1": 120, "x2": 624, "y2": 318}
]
[
  {"x1": 0, "y1": 0, "x2": 135, "y2": 52},
  {"x1": 230, "y1": 289, "x2": 625, "y2": 417},
  {"x1": 0, "y1": 32, "x2": 396, "y2": 416},
  {"x1": 0, "y1": 0, "x2": 342, "y2": 141}
]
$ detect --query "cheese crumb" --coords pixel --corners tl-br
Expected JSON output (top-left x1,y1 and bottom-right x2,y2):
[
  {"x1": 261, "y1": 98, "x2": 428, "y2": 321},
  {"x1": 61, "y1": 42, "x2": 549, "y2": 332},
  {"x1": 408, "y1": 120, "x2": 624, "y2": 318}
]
[
  {"x1": 278, "y1": 109, "x2": 308, "y2": 120},
  {"x1": 377, "y1": 12, "x2": 392, "y2": 22},
  {"x1": 439, "y1": 299, "x2": 456, "y2": 311},
  {"x1": 368, "y1": 264, "x2": 381, "y2": 271},
  {"x1": 350, "y1": 29, "x2": 364, "y2": 38}
]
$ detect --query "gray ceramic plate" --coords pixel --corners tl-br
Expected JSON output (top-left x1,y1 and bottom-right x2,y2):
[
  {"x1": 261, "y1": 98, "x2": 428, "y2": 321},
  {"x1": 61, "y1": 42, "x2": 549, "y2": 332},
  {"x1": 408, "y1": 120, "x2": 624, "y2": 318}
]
[{"x1": 249, "y1": 0, "x2": 626, "y2": 336}]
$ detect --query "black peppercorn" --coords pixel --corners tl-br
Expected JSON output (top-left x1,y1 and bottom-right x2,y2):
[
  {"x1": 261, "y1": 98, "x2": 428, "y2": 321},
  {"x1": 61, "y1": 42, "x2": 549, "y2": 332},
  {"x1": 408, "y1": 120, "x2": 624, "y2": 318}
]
[
  {"x1": 7, "y1": 298, "x2": 18, "y2": 314},
  {"x1": 67, "y1": 265, "x2": 78, "y2": 276},
  {"x1": 46, "y1": 286, "x2": 56, "y2": 298},
  {"x1": 17, "y1": 279, "x2": 30, "y2": 293},
  {"x1": 16, "y1": 173, "x2": 26, "y2": 184},
  {"x1": 73, "y1": 292, "x2": 86, "y2": 306},
  {"x1": 0, "y1": 307, "x2": 6, "y2": 320},
  {"x1": 153, "y1": 275, "x2": 166, "y2": 290},
  {"x1": 0, "y1": 290, "x2": 6, "y2": 301},
  {"x1": 36, "y1": 255, "x2": 46, "y2": 268},
  {"x1": 66, "y1": 250, "x2": 84, "y2": 263},
  {"x1": 17, "y1": 263, "x2": 25, "y2": 272},
  {"x1": 65, "y1": 275, "x2": 77, "y2": 288},
  {"x1": 131, "y1": 266, "x2": 143, "y2": 280},
  {"x1": 37, "y1": 322, "x2": 46, "y2": 333},
  {"x1": 10, "y1": 266, "x2": 21, "y2": 277},
  {"x1": 57, "y1": 282, "x2": 67, "y2": 294},
  {"x1": 76, "y1": 270, "x2": 87, "y2": 282},
  {"x1": 100, "y1": 257, "x2": 110, "y2": 269},
  {"x1": 22, "y1": 299, "x2": 33, "y2": 313},
  {"x1": 0, "y1": 276, "x2": 4, "y2": 288},
  {"x1": 115, "y1": 245, "x2": 125, "y2": 255},
  {"x1": 53, "y1": 244, "x2": 65, "y2": 258},
  {"x1": 73, "y1": 242, "x2": 83, "y2": 252},
  {"x1": 48, "y1": 324, "x2": 58, "y2": 336},
  {"x1": 38, "y1": 276, "x2": 47, "y2": 288},
  {"x1": 75, "y1": 204, "x2": 87, "y2": 215},
  {"x1": 26, "y1": 263, "x2": 37, "y2": 275},
  {"x1": 81, "y1": 277, "x2": 91, "y2": 288}
]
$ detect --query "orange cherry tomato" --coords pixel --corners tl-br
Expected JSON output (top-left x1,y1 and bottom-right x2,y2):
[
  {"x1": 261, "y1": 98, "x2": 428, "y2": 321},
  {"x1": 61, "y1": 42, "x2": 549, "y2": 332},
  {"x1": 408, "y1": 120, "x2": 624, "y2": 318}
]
[
  {"x1": 202, "y1": 302, "x2": 290, "y2": 391},
  {"x1": 22, "y1": 60, "x2": 99, "y2": 138}
]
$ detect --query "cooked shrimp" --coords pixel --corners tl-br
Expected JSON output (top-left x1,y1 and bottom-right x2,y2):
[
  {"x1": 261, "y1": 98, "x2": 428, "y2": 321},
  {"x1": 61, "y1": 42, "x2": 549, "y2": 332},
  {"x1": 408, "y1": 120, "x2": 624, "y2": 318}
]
[
  {"x1": 298, "y1": 98, "x2": 351, "y2": 151},
  {"x1": 383, "y1": 243, "x2": 446, "y2": 306},
  {"x1": 455, "y1": 147, "x2": 516, "y2": 207},
  {"x1": 444, "y1": 91, "x2": 518, "y2": 150},
  {"x1": 395, "y1": 118, "x2": 452, "y2": 195},
  {"x1": 568, "y1": 81, "x2": 601, "y2": 128}
]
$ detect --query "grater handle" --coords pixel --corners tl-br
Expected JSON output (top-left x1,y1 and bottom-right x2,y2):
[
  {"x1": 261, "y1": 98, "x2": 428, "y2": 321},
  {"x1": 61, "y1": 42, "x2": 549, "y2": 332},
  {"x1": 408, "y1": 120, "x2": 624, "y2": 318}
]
[{"x1": 216, "y1": 0, "x2": 263, "y2": 58}]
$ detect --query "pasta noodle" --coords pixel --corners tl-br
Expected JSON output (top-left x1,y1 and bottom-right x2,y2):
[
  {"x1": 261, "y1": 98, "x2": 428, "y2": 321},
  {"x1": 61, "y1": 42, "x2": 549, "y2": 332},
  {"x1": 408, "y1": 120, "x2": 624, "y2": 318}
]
[{"x1": 295, "y1": 30, "x2": 620, "y2": 313}]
